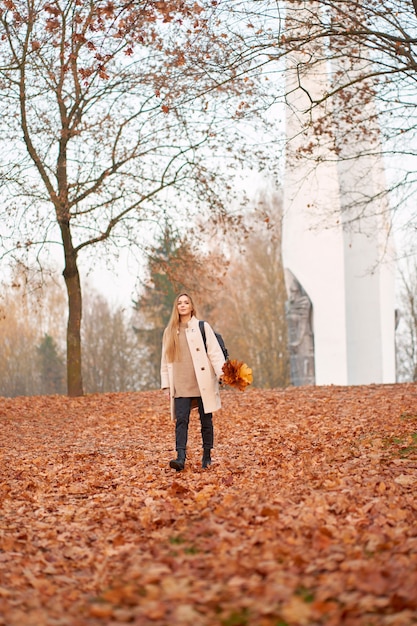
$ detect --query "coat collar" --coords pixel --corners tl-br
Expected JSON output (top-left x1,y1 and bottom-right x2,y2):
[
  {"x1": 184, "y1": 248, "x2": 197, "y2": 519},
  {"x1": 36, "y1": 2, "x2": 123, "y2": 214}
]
[{"x1": 186, "y1": 315, "x2": 199, "y2": 330}]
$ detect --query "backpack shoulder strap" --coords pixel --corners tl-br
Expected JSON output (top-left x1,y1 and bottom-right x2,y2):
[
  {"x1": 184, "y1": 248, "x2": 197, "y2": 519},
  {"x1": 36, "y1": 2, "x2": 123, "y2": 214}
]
[{"x1": 199, "y1": 320, "x2": 207, "y2": 352}]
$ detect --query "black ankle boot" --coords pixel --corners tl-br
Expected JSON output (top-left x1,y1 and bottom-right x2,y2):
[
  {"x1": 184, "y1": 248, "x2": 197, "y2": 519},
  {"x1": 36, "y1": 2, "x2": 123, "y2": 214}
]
[
  {"x1": 170, "y1": 449, "x2": 186, "y2": 471},
  {"x1": 202, "y1": 448, "x2": 212, "y2": 469}
]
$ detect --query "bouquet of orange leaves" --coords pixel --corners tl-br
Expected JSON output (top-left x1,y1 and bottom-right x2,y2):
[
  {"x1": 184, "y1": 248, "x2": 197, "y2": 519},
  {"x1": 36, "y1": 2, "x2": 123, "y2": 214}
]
[{"x1": 221, "y1": 359, "x2": 253, "y2": 391}]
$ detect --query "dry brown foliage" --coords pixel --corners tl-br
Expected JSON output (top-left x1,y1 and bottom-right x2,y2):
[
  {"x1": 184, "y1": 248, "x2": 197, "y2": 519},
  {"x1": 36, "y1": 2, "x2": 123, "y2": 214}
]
[
  {"x1": 0, "y1": 384, "x2": 416, "y2": 625},
  {"x1": 222, "y1": 360, "x2": 253, "y2": 391}
]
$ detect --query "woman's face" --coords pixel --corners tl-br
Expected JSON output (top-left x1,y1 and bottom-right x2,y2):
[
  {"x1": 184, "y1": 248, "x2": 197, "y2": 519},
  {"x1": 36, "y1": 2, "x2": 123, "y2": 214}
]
[{"x1": 177, "y1": 295, "x2": 193, "y2": 319}]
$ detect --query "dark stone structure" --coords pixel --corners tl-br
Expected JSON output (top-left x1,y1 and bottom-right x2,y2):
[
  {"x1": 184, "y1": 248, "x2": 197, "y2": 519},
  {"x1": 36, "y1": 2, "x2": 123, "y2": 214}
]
[{"x1": 285, "y1": 269, "x2": 315, "y2": 386}]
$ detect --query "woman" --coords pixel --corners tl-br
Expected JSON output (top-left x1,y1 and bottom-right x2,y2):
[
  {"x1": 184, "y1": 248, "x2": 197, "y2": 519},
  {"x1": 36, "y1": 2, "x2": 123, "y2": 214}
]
[{"x1": 161, "y1": 293, "x2": 226, "y2": 471}]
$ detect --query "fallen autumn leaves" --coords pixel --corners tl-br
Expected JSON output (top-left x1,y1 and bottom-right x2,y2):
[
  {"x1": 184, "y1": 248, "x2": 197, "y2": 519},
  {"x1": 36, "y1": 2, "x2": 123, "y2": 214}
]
[{"x1": 0, "y1": 384, "x2": 416, "y2": 626}]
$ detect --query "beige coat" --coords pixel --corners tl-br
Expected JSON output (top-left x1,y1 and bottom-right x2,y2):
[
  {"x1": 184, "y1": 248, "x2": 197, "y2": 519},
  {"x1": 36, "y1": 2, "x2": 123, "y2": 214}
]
[{"x1": 161, "y1": 316, "x2": 226, "y2": 420}]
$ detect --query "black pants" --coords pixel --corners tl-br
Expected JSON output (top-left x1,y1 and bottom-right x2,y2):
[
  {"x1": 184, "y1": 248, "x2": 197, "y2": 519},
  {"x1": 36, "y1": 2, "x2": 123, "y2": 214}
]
[{"x1": 174, "y1": 397, "x2": 213, "y2": 451}]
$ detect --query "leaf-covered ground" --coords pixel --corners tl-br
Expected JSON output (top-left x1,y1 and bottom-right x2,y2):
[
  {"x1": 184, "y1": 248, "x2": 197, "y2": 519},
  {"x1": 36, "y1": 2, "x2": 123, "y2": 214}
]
[{"x1": 0, "y1": 384, "x2": 416, "y2": 626}]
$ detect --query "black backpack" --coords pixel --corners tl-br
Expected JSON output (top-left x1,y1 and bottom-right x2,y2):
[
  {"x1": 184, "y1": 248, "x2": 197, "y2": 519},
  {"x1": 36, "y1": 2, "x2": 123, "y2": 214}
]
[{"x1": 199, "y1": 320, "x2": 229, "y2": 360}]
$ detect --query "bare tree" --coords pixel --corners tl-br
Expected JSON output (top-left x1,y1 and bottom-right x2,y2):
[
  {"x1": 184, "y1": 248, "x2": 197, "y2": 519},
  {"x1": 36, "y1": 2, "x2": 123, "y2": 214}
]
[
  {"x1": 82, "y1": 288, "x2": 143, "y2": 393},
  {"x1": 207, "y1": 190, "x2": 290, "y2": 388},
  {"x1": 0, "y1": 1, "x2": 274, "y2": 396},
  {"x1": 214, "y1": 1, "x2": 417, "y2": 240},
  {"x1": 0, "y1": 269, "x2": 145, "y2": 395},
  {"x1": 0, "y1": 294, "x2": 39, "y2": 397},
  {"x1": 0, "y1": 267, "x2": 66, "y2": 396}
]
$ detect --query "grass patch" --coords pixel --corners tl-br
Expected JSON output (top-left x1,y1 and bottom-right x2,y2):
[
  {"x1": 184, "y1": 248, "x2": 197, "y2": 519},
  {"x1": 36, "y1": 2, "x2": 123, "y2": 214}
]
[
  {"x1": 168, "y1": 534, "x2": 199, "y2": 555},
  {"x1": 168, "y1": 535, "x2": 186, "y2": 545},
  {"x1": 295, "y1": 585, "x2": 315, "y2": 603},
  {"x1": 383, "y1": 433, "x2": 417, "y2": 457},
  {"x1": 221, "y1": 608, "x2": 250, "y2": 626},
  {"x1": 400, "y1": 413, "x2": 417, "y2": 420}
]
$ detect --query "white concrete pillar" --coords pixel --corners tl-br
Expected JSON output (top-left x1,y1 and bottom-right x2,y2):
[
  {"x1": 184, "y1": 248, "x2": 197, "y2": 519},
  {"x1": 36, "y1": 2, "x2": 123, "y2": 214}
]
[{"x1": 282, "y1": 2, "x2": 396, "y2": 385}]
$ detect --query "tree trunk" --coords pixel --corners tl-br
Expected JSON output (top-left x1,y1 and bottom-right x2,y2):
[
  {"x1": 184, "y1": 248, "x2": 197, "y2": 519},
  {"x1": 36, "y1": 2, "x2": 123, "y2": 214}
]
[{"x1": 62, "y1": 235, "x2": 83, "y2": 397}]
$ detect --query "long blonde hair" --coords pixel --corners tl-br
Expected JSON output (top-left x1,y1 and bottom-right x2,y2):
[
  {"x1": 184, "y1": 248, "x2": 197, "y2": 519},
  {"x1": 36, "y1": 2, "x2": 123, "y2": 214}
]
[{"x1": 164, "y1": 292, "x2": 198, "y2": 363}]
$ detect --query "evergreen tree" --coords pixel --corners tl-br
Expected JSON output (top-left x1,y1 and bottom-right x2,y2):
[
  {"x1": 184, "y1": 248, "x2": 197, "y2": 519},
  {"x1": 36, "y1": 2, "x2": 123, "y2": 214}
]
[
  {"x1": 133, "y1": 224, "x2": 226, "y2": 389},
  {"x1": 133, "y1": 227, "x2": 192, "y2": 388},
  {"x1": 36, "y1": 334, "x2": 65, "y2": 395}
]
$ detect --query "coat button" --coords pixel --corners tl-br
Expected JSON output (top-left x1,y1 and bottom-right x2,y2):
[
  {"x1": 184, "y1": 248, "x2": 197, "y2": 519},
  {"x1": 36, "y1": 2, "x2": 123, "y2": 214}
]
[
  {"x1": 196, "y1": 348, "x2": 200, "y2": 351},
  {"x1": 201, "y1": 367, "x2": 205, "y2": 370}
]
